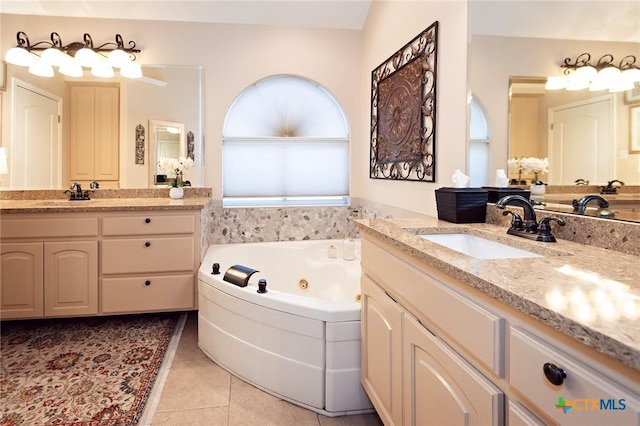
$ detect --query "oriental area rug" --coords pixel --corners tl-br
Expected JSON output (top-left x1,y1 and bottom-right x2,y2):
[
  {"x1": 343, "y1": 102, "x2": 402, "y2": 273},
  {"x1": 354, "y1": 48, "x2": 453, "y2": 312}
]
[{"x1": 1, "y1": 312, "x2": 185, "y2": 426}]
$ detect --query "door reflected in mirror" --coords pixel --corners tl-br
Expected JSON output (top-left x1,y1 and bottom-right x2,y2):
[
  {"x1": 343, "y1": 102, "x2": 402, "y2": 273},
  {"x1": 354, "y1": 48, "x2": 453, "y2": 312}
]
[
  {"x1": 509, "y1": 77, "x2": 616, "y2": 186},
  {"x1": 150, "y1": 120, "x2": 185, "y2": 186}
]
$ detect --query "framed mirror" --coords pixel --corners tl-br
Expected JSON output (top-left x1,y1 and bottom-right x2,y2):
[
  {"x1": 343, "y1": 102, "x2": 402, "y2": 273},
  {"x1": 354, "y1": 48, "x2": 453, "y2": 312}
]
[
  {"x1": 0, "y1": 64, "x2": 203, "y2": 189},
  {"x1": 149, "y1": 120, "x2": 185, "y2": 186}
]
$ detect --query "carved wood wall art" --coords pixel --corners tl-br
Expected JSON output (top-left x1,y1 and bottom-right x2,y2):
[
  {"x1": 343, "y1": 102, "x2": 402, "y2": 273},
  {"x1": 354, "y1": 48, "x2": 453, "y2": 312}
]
[{"x1": 370, "y1": 21, "x2": 438, "y2": 182}]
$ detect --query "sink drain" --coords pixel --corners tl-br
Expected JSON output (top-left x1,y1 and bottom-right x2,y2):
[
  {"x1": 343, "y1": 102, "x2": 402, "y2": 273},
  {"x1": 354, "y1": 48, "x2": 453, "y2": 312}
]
[{"x1": 299, "y1": 279, "x2": 309, "y2": 290}]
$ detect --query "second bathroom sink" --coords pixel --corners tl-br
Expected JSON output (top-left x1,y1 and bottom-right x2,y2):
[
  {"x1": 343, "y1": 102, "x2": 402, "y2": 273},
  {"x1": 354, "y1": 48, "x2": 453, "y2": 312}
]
[{"x1": 418, "y1": 233, "x2": 542, "y2": 259}]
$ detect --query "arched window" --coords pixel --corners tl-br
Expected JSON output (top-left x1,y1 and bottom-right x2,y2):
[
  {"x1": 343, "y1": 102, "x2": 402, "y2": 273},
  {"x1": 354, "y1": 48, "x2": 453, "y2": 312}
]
[
  {"x1": 468, "y1": 96, "x2": 490, "y2": 187},
  {"x1": 222, "y1": 74, "x2": 349, "y2": 207}
]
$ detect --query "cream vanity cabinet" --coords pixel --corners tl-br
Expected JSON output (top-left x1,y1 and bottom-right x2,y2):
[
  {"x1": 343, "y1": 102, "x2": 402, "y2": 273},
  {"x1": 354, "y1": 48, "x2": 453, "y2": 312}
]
[
  {"x1": 360, "y1": 233, "x2": 640, "y2": 426},
  {"x1": 361, "y1": 237, "x2": 504, "y2": 425},
  {"x1": 101, "y1": 212, "x2": 198, "y2": 314},
  {"x1": 1, "y1": 209, "x2": 200, "y2": 319},
  {"x1": 1, "y1": 215, "x2": 99, "y2": 319}
]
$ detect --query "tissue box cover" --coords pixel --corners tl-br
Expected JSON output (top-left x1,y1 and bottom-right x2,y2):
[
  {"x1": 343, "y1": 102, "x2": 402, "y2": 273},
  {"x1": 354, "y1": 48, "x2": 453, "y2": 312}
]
[
  {"x1": 435, "y1": 187, "x2": 489, "y2": 223},
  {"x1": 482, "y1": 186, "x2": 531, "y2": 203}
]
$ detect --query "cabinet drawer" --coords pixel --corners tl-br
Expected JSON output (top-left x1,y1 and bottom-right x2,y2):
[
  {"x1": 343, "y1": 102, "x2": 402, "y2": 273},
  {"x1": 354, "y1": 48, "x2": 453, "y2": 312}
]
[
  {"x1": 102, "y1": 214, "x2": 194, "y2": 236},
  {"x1": 1, "y1": 217, "x2": 98, "y2": 239},
  {"x1": 102, "y1": 274, "x2": 194, "y2": 313},
  {"x1": 510, "y1": 327, "x2": 640, "y2": 425},
  {"x1": 102, "y1": 237, "x2": 195, "y2": 274},
  {"x1": 362, "y1": 238, "x2": 505, "y2": 376}
]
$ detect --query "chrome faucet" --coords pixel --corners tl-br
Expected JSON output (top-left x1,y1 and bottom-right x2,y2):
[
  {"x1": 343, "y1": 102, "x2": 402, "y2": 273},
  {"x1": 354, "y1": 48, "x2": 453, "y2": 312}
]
[
  {"x1": 65, "y1": 181, "x2": 98, "y2": 201},
  {"x1": 70, "y1": 182, "x2": 82, "y2": 196},
  {"x1": 572, "y1": 195, "x2": 609, "y2": 215},
  {"x1": 600, "y1": 179, "x2": 624, "y2": 194},
  {"x1": 495, "y1": 195, "x2": 565, "y2": 242}
]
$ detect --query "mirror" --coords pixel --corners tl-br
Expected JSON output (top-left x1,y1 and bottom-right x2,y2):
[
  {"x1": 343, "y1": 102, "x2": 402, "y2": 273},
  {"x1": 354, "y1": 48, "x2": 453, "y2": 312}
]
[
  {"x1": 0, "y1": 64, "x2": 203, "y2": 189},
  {"x1": 149, "y1": 120, "x2": 185, "y2": 186},
  {"x1": 468, "y1": 1, "x2": 640, "y2": 222}
]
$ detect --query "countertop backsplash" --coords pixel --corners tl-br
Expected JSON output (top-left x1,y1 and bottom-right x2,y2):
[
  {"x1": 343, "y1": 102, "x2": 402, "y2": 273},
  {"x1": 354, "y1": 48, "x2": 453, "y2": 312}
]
[{"x1": 486, "y1": 203, "x2": 639, "y2": 256}]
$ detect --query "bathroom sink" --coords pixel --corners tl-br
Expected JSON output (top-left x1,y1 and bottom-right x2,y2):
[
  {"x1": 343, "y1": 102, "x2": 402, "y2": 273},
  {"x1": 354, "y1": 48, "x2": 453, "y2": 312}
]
[{"x1": 418, "y1": 233, "x2": 542, "y2": 259}]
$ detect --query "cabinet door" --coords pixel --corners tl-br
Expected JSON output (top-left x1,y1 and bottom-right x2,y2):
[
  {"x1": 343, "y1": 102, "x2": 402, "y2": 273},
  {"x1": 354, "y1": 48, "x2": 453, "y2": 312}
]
[
  {"x1": 403, "y1": 314, "x2": 503, "y2": 426},
  {"x1": 361, "y1": 275, "x2": 404, "y2": 426},
  {"x1": 44, "y1": 241, "x2": 98, "y2": 316},
  {"x1": 0, "y1": 243, "x2": 44, "y2": 319},
  {"x1": 69, "y1": 84, "x2": 119, "y2": 184},
  {"x1": 93, "y1": 86, "x2": 119, "y2": 181}
]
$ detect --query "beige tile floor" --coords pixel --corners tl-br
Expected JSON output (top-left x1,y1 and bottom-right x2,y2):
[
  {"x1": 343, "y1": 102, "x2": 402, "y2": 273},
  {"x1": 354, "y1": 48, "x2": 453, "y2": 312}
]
[{"x1": 151, "y1": 312, "x2": 384, "y2": 426}]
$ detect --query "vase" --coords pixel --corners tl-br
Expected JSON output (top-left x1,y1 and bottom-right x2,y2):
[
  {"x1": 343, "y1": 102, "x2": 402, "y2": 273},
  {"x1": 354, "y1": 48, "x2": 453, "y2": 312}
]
[
  {"x1": 169, "y1": 186, "x2": 184, "y2": 199},
  {"x1": 530, "y1": 184, "x2": 546, "y2": 195}
]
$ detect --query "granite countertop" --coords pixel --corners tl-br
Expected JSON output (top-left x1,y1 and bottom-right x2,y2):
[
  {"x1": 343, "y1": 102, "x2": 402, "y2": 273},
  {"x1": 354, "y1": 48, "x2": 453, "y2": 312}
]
[
  {"x1": 356, "y1": 216, "x2": 640, "y2": 372},
  {"x1": 0, "y1": 197, "x2": 213, "y2": 213}
]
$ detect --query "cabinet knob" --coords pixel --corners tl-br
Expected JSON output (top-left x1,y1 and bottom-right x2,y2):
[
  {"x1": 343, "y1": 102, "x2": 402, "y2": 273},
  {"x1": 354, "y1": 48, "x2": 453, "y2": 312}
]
[
  {"x1": 145, "y1": 241, "x2": 151, "y2": 247},
  {"x1": 145, "y1": 218, "x2": 151, "y2": 224},
  {"x1": 145, "y1": 280, "x2": 151, "y2": 286},
  {"x1": 543, "y1": 362, "x2": 566, "y2": 386}
]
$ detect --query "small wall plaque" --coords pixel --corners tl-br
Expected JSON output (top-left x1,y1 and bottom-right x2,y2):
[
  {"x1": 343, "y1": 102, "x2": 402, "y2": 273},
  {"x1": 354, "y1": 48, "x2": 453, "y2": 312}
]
[
  {"x1": 135, "y1": 124, "x2": 145, "y2": 165},
  {"x1": 187, "y1": 131, "x2": 195, "y2": 161}
]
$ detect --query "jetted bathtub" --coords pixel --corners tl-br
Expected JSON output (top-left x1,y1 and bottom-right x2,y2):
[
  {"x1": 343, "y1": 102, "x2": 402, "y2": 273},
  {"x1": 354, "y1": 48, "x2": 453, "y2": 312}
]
[{"x1": 197, "y1": 239, "x2": 373, "y2": 416}]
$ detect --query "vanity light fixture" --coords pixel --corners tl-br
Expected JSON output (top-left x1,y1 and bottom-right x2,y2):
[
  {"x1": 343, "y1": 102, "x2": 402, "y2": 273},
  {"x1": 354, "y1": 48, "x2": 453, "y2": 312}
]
[
  {"x1": 545, "y1": 53, "x2": 640, "y2": 93},
  {"x1": 4, "y1": 31, "x2": 142, "y2": 79}
]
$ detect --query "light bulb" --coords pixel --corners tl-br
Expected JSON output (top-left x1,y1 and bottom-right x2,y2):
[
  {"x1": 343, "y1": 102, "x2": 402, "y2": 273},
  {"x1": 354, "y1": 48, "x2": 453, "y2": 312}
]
[
  {"x1": 608, "y1": 76, "x2": 634, "y2": 93},
  {"x1": 589, "y1": 66, "x2": 622, "y2": 92},
  {"x1": 566, "y1": 74, "x2": 590, "y2": 91},
  {"x1": 75, "y1": 47, "x2": 99, "y2": 67},
  {"x1": 107, "y1": 49, "x2": 130, "y2": 68},
  {"x1": 59, "y1": 61, "x2": 84, "y2": 77},
  {"x1": 545, "y1": 76, "x2": 567, "y2": 90},
  {"x1": 5, "y1": 47, "x2": 38, "y2": 67},
  {"x1": 41, "y1": 48, "x2": 73, "y2": 67},
  {"x1": 622, "y1": 67, "x2": 640, "y2": 84},
  {"x1": 572, "y1": 65, "x2": 597, "y2": 82},
  {"x1": 28, "y1": 60, "x2": 54, "y2": 77},
  {"x1": 91, "y1": 61, "x2": 114, "y2": 78}
]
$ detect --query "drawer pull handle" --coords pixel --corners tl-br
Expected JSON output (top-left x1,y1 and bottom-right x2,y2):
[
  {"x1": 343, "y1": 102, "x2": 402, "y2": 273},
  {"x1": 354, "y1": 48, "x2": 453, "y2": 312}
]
[
  {"x1": 145, "y1": 241, "x2": 151, "y2": 247},
  {"x1": 145, "y1": 280, "x2": 151, "y2": 286},
  {"x1": 145, "y1": 218, "x2": 151, "y2": 224},
  {"x1": 543, "y1": 362, "x2": 566, "y2": 386}
]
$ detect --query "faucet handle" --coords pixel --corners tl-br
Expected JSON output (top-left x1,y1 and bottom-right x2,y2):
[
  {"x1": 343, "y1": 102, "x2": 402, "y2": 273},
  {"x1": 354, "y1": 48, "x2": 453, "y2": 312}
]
[
  {"x1": 90, "y1": 181, "x2": 100, "y2": 190},
  {"x1": 537, "y1": 217, "x2": 565, "y2": 242},
  {"x1": 502, "y1": 210, "x2": 523, "y2": 231}
]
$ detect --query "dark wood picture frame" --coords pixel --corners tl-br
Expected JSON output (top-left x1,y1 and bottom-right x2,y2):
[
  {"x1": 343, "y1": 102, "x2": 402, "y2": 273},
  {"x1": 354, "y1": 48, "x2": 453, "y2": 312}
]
[{"x1": 370, "y1": 21, "x2": 438, "y2": 182}]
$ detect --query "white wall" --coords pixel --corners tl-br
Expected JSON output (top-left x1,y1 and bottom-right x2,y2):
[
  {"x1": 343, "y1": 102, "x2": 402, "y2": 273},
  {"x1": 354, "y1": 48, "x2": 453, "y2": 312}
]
[{"x1": 354, "y1": 1, "x2": 469, "y2": 216}]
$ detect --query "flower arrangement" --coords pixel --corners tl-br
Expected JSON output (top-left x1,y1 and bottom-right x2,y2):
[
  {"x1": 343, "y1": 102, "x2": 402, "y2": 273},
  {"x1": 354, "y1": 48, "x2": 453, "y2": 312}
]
[
  {"x1": 508, "y1": 157, "x2": 527, "y2": 185},
  {"x1": 157, "y1": 156, "x2": 194, "y2": 187},
  {"x1": 520, "y1": 157, "x2": 548, "y2": 185},
  {"x1": 508, "y1": 156, "x2": 548, "y2": 185}
]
